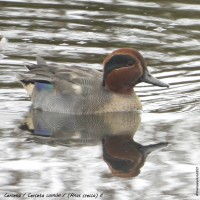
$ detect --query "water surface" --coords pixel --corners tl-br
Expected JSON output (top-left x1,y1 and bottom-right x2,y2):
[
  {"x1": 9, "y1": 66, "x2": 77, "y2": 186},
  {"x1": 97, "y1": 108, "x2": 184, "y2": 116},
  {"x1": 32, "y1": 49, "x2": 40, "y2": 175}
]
[{"x1": 0, "y1": 0, "x2": 200, "y2": 200}]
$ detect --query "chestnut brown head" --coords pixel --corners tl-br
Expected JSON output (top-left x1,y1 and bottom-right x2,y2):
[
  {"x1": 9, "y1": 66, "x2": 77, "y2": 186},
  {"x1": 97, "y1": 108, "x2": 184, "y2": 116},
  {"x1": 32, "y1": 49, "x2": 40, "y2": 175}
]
[{"x1": 103, "y1": 48, "x2": 169, "y2": 94}]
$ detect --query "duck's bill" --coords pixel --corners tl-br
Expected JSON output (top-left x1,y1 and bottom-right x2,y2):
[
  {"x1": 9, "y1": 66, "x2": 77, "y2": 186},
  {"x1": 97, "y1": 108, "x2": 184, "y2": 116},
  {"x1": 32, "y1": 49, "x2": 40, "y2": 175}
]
[
  {"x1": 139, "y1": 69, "x2": 169, "y2": 88},
  {"x1": 140, "y1": 142, "x2": 169, "y2": 157}
]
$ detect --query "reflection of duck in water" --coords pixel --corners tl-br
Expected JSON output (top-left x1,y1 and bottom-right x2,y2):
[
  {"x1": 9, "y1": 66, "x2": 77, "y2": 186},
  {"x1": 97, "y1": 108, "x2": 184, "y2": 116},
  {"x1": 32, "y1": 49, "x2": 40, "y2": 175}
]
[
  {"x1": 19, "y1": 109, "x2": 168, "y2": 178},
  {"x1": 17, "y1": 48, "x2": 169, "y2": 114},
  {"x1": 102, "y1": 135, "x2": 167, "y2": 178},
  {"x1": 19, "y1": 109, "x2": 141, "y2": 146}
]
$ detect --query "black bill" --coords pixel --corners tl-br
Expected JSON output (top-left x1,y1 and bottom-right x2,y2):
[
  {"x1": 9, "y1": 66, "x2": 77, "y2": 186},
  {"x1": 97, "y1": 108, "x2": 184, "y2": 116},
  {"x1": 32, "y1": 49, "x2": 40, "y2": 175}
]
[{"x1": 139, "y1": 69, "x2": 169, "y2": 87}]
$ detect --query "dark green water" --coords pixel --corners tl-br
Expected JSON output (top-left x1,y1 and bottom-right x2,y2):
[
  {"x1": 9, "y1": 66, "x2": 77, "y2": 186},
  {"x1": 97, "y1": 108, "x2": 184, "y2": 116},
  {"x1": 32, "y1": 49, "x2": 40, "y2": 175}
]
[{"x1": 0, "y1": 1, "x2": 200, "y2": 199}]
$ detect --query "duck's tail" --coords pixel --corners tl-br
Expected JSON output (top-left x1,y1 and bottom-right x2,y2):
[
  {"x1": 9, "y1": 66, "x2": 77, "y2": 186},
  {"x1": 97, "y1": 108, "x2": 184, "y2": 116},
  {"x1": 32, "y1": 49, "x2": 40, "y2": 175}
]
[
  {"x1": 16, "y1": 73, "x2": 35, "y2": 96},
  {"x1": 16, "y1": 56, "x2": 51, "y2": 96}
]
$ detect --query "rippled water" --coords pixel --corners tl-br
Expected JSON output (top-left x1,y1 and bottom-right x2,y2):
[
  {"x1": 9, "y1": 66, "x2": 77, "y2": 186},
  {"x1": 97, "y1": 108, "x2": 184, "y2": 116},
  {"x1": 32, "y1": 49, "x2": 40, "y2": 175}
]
[{"x1": 0, "y1": 0, "x2": 200, "y2": 200}]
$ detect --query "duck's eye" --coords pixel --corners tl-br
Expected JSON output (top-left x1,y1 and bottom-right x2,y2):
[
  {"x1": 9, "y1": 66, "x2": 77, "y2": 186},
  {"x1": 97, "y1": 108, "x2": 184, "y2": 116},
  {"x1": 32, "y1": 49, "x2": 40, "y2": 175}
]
[{"x1": 127, "y1": 61, "x2": 134, "y2": 67}]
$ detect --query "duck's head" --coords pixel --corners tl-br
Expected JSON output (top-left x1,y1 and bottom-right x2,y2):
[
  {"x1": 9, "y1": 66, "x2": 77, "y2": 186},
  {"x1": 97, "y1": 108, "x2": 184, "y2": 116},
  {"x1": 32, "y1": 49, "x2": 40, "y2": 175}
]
[{"x1": 103, "y1": 48, "x2": 169, "y2": 94}]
